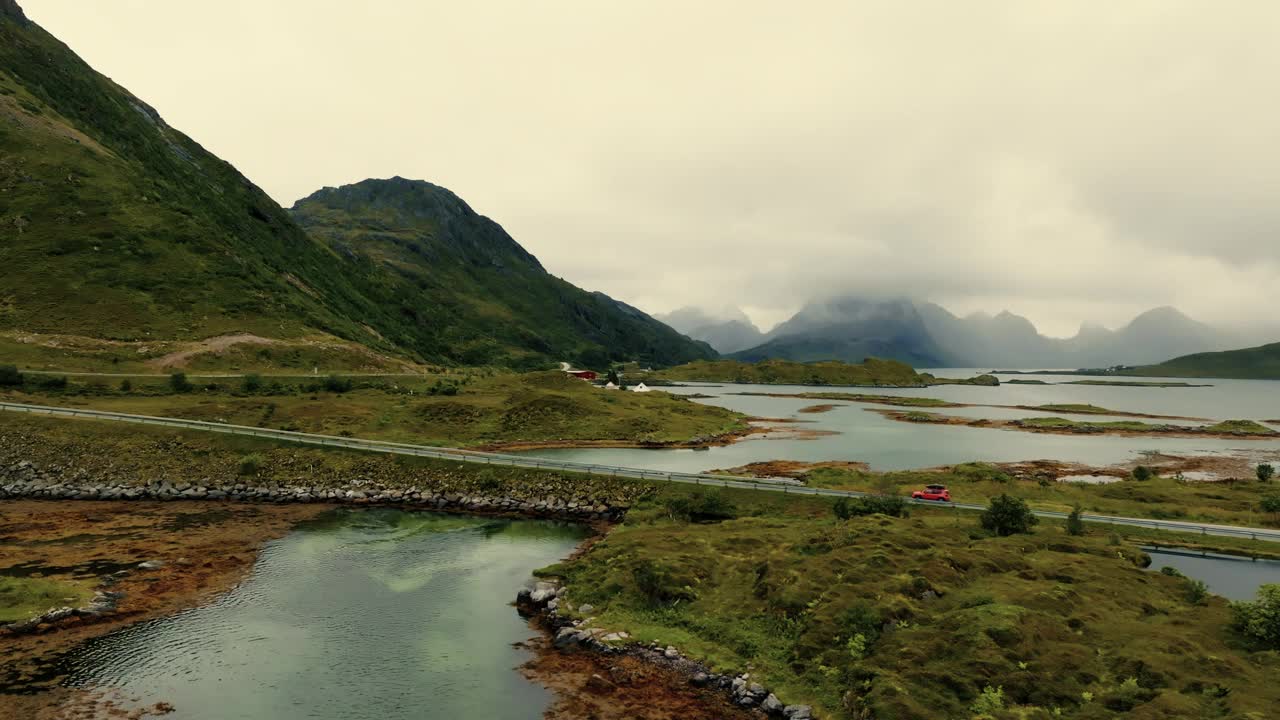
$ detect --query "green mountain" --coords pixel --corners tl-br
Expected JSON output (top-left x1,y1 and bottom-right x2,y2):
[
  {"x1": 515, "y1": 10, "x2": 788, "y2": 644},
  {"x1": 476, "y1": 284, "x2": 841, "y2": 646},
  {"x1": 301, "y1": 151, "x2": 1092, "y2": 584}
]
[
  {"x1": 289, "y1": 178, "x2": 714, "y2": 369},
  {"x1": 0, "y1": 2, "x2": 709, "y2": 370},
  {"x1": 1127, "y1": 342, "x2": 1280, "y2": 380}
]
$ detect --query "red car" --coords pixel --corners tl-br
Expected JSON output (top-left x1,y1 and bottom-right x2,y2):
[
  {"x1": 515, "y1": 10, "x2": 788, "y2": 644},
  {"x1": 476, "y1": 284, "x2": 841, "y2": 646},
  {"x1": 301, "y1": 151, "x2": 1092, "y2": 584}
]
[{"x1": 911, "y1": 484, "x2": 951, "y2": 502}]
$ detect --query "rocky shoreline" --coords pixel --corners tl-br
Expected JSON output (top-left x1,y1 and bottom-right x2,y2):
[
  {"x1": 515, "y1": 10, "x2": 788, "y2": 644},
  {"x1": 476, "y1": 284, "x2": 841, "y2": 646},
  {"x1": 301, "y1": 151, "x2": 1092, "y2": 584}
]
[
  {"x1": 0, "y1": 459, "x2": 624, "y2": 520},
  {"x1": 517, "y1": 580, "x2": 816, "y2": 719}
]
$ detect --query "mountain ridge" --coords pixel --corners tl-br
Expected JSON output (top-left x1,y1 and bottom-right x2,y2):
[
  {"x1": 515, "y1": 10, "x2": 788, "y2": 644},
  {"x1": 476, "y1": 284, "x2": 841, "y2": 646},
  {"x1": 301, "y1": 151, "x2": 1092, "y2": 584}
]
[{"x1": 0, "y1": 5, "x2": 711, "y2": 370}]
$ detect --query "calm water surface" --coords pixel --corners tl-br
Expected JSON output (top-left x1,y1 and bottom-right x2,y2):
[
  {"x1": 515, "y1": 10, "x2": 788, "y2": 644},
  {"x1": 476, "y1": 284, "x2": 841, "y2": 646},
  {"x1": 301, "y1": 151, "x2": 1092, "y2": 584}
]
[
  {"x1": 522, "y1": 372, "x2": 1280, "y2": 472},
  {"x1": 1144, "y1": 547, "x2": 1280, "y2": 601},
  {"x1": 58, "y1": 509, "x2": 588, "y2": 719}
]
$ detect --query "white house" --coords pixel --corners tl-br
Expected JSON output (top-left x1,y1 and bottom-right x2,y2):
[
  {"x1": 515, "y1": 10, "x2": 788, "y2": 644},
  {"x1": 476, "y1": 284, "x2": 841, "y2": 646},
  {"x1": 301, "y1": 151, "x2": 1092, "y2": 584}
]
[
  {"x1": 604, "y1": 381, "x2": 618, "y2": 390},
  {"x1": 631, "y1": 382, "x2": 651, "y2": 393}
]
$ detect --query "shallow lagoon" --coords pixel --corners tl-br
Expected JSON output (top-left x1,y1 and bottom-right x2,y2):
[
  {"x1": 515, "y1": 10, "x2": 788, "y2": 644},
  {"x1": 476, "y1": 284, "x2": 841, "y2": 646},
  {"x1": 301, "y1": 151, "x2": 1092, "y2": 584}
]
[
  {"x1": 57, "y1": 510, "x2": 588, "y2": 720},
  {"x1": 523, "y1": 373, "x2": 1280, "y2": 472}
]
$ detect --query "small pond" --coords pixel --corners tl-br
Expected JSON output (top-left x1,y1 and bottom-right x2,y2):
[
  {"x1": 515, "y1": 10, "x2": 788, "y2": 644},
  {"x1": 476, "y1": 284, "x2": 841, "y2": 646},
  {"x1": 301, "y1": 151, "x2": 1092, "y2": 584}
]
[{"x1": 1144, "y1": 547, "x2": 1280, "y2": 601}]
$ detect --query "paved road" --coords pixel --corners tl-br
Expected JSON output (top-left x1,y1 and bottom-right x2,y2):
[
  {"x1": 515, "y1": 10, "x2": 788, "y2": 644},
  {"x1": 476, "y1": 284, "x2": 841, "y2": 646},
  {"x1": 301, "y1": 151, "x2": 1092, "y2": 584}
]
[{"x1": 3, "y1": 400, "x2": 1279, "y2": 543}]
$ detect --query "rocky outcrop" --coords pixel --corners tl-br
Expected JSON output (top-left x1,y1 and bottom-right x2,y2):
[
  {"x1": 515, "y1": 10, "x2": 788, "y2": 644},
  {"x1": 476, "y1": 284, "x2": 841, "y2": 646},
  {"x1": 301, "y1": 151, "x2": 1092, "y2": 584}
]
[
  {"x1": 0, "y1": 459, "x2": 623, "y2": 521},
  {"x1": 518, "y1": 580, "x2": 817, "y2": 718}
]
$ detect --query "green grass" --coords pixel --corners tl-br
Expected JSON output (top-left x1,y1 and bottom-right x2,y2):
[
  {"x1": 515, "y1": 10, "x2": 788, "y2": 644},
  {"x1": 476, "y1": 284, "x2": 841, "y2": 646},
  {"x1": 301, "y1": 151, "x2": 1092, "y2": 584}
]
[
  {"x1": 1026, "y1": 404, "x2": 1116, "y2": 415},
  {"x1": 806, "y1": 464, "x2": 1280, "y2": 528},
  {"x1": 0, "y1": 370, "x2": 747, "y2": 448},
  {"x1": 540, "y1": 493, "x2": 1280, "y2": 719},
  {"x1": 0, "y1": 577, "x2": 92, "y2": 622},
  {"x1": 652, "y1": 358, "x2": 930, "y2": 386},
  {"x1": 784, "y1": 392, "x2": 959, "y2": 408},
  {"x1": 1010, "y1": 416, "x2": 1277, "y2": 437}
]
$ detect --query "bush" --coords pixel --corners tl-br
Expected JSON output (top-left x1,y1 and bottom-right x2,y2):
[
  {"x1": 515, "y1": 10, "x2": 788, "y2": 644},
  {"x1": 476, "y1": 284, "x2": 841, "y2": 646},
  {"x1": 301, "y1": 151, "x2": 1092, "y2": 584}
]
[
  {"x1": 169, "y1": 372, "x2": 193, "y2": 393},
  {"x1": 664, "y1": 490, "x2": 737, "y2": 522},
  {"x1": 970, "y1": 685, "x2": 1005, "y2": 715},
  {"x1": 1132, "y1": 466, "x2": 1155, "y2": 482},
  {"x1": 1232, "y1": 584, "x2": 1280, "y2": 648},
  {"x1": 1258, "y1": 464, "x2": 1276, "y2": 483},
  {"x1": 323, "y1": 375, "x2": 353, "y2": 393},
  {"x1": 1066, "y1": 504, "x2": 1085, "y2": 536},
  {"x1": 834, "y1": 495, "x2": 909, "y2": 520},
  {"x1": 1186, "y1": 579, "x2": 1209, "y2": 605},
  {"x1": 980, "y1": 494, "x2": 1038, "y2": 536},
  {"x1": 242, "y1": 373, "x2": 263, "y2": 393},
  {"x1": 0, "y1": 364, "x2": 22, "y2": 387},
  {"x1": 119, "y1": 379, "x2": 133, "y2": 392},
  {"x1": 238, "y1": 453, "x2": 264, "y2": 476},
  {"x1": 28, "y1": 375, "x2": 67, "y2": 391},
  {"x1": 1260, "y1": 495, "x2": 1280, "y2": 514},
  {"x1": 632, "y1": 559, "x2": 697, "y2": 606}
]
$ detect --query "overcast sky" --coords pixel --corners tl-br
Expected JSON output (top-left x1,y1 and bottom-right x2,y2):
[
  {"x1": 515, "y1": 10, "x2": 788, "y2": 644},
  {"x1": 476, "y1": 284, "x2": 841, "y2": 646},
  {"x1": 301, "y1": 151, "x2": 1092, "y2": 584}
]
[{"x1": 22, "y1": 1, "x2": 1280, "y2": 337}]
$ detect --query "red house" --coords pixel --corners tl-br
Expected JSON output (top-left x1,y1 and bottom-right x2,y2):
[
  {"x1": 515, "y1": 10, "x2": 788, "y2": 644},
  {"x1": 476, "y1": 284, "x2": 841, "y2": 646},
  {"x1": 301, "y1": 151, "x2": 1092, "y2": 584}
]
[{"x1": 567, "y1": 370, "x2": 598, "y2": 380}]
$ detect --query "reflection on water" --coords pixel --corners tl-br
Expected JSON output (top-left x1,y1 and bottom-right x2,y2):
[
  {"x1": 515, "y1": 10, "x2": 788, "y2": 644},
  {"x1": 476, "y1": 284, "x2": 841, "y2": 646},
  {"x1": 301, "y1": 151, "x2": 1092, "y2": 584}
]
[
  {"x1": 58, "y1": 509, "x2": 588, "y2": 720},
  {"x1": 1144, "y1": 547, "x2": 1280, "y2": 601},
  {"x1": 519, "y1": 377, "x2": 1280, "y2": 472}
]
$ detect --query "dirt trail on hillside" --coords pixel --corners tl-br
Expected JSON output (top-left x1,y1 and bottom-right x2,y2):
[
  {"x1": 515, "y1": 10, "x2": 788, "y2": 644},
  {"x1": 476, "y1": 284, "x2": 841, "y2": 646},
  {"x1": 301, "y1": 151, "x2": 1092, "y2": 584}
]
[{"x1": 145, "y1": 333, "x2": 277, "y2": 369}]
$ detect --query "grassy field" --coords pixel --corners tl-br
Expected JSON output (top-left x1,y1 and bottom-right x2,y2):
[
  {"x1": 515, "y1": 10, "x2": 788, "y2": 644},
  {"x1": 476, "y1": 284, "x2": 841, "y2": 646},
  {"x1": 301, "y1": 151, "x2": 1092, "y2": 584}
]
[
  {"x1": 0, "y1": 370, "x2": 747, "y2": 448},
  {"x1": 651, "y1": 358, "x2": 932, "y2": 386},
  {"x1": 539, "y1": 487, "x2": 1280, "y2": 719},
  {"x1": 1013, "y1": 417, "x2": 1276, "y2": 436},
  {"x1": 806, "y1": 463, "x2": 1280, "y2": 529},
  {"x1": 0, "y1": 577, "x2": 92, "y2": 623}
]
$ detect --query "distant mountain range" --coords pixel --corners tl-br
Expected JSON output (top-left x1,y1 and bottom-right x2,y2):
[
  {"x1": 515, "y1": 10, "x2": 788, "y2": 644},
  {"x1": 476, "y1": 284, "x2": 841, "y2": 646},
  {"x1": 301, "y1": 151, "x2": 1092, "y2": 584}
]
[
  {"x1": 672, "y1": 297, "x2": 1263, "y2": 369},
  {"x1": 0, "y1": 3, "x2": 712, "y2": 370},
  {"x1": 654, "y1": 307, "x2": 765, "y2": 354}
]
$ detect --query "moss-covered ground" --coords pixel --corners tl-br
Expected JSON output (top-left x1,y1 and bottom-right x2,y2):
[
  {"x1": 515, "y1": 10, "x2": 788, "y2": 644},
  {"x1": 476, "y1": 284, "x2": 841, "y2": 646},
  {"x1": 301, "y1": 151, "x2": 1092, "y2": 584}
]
[
  {"x1": 0, "y1": 577, "x2": 92, "y2": 623},
  {"x1": 540, "y1": 488, "x2": 1280, "y2": 719}
]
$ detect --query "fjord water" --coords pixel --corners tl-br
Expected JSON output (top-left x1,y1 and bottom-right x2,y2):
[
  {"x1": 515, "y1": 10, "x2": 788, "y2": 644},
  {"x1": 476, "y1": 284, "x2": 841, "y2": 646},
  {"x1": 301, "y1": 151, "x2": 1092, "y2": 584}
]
[
  {"x1": 58, "y1": 510, "x2": 588, "y2": 719},
  {"x1": 523, "y1": 372, "x2": 1280, "y2": 472}
]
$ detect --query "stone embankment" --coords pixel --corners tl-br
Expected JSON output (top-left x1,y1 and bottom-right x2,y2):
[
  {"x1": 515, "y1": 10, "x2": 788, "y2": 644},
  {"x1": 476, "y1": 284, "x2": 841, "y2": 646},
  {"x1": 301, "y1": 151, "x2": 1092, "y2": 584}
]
[
  {"x1": 0, "y1": 459, "x2": 623, "y2": 521},
  {"x1": 518, "y1": 580, "x2": 815, "y2": 719}
]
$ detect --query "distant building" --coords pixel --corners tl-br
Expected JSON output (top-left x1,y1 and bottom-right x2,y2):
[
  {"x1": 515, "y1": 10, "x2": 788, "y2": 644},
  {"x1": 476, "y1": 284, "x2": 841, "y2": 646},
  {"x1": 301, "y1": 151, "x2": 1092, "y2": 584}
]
[
  {"x1": 631, "y1": 382, "x2": 651, "y2": 393},
  {"x1": 604, "y1": 381, "x2": 618, "y2": 389},
  {"x1": 567, "y1": 370, "x2": 597, "y2": 381}
]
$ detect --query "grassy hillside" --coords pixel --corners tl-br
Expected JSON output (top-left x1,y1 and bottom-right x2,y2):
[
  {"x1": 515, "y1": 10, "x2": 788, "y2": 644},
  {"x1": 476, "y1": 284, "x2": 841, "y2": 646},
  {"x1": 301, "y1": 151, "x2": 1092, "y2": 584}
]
[
  {"x1": 290, "y1": 179, "x2": 715, "y2": 370},
  {"x1": 0, "y1": 5, "x2": 711, "y2": 370},
  {"x1": 1128, "y1": 342, "x2": 1280, "y2": 380},
  {"x1": 652, "y1": 358, "x2": 930, "y2": 386},
  {"x1": 542, "y1": 493, "x2": 1280, "y2": 719}
]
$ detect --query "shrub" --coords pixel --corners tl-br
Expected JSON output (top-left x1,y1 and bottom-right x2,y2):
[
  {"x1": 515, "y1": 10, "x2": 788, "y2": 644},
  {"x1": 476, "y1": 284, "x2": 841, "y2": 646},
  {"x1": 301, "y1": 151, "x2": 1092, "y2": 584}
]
[
  {"x1": 0, "y1": 364, "x2": 22, "y2": 387},
  {"x1": 980, "y1": 494, "x2": 1039, "y2": 536},
  {"x1": 1260, "y1": 495, "x2": 1280, "y2": 514},
  {"x1": 631, "y1": 559, "x2": 697, "y2": 606},
  {"x1": 1186, "y1": 579, "x2": 1209, "y2": 605},
  {"x1": 664, "y1": 490, "x2": 737, "y2": 522},
  {"x1": 242, "y1": 373, "x2": 263, "y2": 393},
  {"x1": 323, "y1": 375, "x2": 353, "y2": 393},
  {"x1": 1258, "y1": 464, "x2": 1276, "y2": 483},
  {"x1": 1132, "y1": 466, "x2": 1154, "y2": 482},
  {"x1": 238, "y1": 453, "x2": 264, "y2": 476},
  {"x1": 119, "y1": 379, "x2": 132, "y2": 392},
  {"x1": 970, "y1": 685, "x2": 1005, "y2": 715},
  {"x1": 833, "y1": 495, "x2": 909, "y2": 520},
  {"x1": 169, "y1": 372, "x2": 193, "y2": 393},
  {"x1": 1159, "y1": 566, "x2": 1183, "y2": 577},
  {"x1": 29, "y1": 375, "x2": 67, "y2": 391},
  {"x1": 1232, "y1": 584, "x2": 1280, "y2": 648},
  {"x1": 1066, "y1": 504, "x2": 1085, "y2": 536}
]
